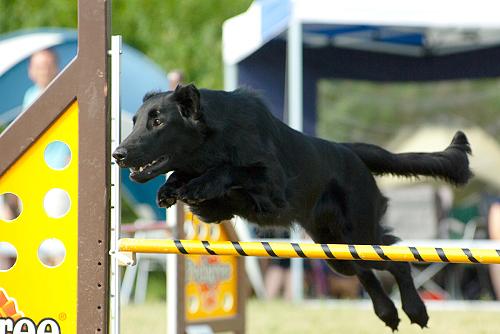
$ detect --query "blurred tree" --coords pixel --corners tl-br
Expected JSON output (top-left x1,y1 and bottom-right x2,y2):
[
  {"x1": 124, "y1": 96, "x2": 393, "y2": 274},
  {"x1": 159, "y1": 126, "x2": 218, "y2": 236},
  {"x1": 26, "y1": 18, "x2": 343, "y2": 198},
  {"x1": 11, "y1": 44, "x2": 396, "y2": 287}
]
[
  {"x1": 0, "y1": 0, "x2": 252, "y2": 88},
  {"x1": 112, "y1": 0, "x2": 251, "y2": 88},
  {"x1": 317, "y1": 79, "x2": 500, "y2": 145},
  {"x1": 0, "y1": 1, "x2": 78, "y2": 31}
]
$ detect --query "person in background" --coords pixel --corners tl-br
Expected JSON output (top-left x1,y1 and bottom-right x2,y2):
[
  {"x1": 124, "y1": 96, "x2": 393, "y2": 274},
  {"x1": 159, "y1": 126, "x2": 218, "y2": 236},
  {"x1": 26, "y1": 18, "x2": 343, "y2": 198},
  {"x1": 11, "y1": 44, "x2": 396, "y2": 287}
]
[
  {"x1": 22, "y1": 48, "x2": 59, "y2": 110},
  {"x1": 488, "y1": 202, "x2": 500, "y2": 300},
  {"x1": 168, "y1": 69, "x2": 184, "y2": 91},
  {"x1": 21, "y1": 49, "x2": 70, "y2": 169}
]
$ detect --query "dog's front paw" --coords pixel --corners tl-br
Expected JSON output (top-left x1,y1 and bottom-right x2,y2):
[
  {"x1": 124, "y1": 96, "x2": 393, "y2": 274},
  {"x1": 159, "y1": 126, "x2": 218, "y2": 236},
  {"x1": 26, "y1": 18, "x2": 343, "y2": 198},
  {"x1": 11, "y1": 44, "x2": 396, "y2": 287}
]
[
  {"x1": 157, "y1": 186, "x2": 178, "y2": 208},
  {"x1": 178, "y1": 179, "x2": 225, "y2": 204},
  {"x1": 177, "y1": 185, "x2": 206, "y2": 205}
]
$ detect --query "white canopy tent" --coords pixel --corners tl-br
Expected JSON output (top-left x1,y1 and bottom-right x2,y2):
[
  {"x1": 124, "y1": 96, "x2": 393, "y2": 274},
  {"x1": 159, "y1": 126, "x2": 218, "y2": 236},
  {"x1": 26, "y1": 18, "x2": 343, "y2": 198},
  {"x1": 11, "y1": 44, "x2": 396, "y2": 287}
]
[{"x1": 223, "y1": 0, "x2": 500, "y2": 134}]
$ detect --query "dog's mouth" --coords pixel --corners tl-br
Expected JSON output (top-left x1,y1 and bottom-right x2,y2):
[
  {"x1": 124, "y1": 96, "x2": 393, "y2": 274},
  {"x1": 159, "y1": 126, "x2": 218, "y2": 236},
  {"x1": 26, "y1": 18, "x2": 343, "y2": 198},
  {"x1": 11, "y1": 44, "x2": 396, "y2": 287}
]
[{"x1": 129, "y1": 156, "x2": 170, "y2": 183}]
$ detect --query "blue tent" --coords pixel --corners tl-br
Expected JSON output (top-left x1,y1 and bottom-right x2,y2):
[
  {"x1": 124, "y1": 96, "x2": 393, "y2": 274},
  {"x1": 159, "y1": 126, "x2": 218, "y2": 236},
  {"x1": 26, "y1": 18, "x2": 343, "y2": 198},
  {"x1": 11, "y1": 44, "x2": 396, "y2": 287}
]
[
  {"x1": 0, "y1": 28, "x2": 169, "y2": 219},
  {"x1": 223, "y1": 0, "x2": 500, "y2": 135}
]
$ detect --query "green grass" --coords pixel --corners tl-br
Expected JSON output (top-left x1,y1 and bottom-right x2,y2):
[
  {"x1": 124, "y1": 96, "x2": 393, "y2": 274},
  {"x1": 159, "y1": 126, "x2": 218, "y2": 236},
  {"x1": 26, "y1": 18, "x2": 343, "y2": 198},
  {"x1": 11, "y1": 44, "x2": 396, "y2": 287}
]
[{"x1": 122, "y1": 299, "x2": 500, "y2": 334}]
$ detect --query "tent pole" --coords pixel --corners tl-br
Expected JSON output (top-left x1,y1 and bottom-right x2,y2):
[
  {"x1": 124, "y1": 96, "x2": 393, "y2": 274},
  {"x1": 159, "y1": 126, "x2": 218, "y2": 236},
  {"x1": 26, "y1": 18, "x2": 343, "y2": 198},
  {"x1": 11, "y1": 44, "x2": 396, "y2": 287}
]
[
  {"x1": 287, "y1": 18, "x2": 304, "y2": 302},
  {"x1": 224, "y1": 62, "x2": 238, "y2": 91},
  {"x1": 287, "y1": 20, "x2": 303, "y2": 132}
]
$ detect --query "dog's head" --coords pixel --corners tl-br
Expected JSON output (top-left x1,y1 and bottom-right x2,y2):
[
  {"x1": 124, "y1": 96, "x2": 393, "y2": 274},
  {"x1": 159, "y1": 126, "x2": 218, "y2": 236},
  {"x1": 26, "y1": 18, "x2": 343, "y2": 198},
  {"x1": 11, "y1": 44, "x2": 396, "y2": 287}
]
[{"x1": 112, "y1": 84, "x2": 207, "y2": 183}]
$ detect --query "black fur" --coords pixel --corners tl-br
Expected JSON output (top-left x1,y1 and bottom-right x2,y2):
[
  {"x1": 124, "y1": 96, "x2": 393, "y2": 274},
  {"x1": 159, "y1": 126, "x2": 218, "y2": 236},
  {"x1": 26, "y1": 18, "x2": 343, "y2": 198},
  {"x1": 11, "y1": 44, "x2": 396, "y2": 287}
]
[
  {"x1": 113, "y1": 84, "x2": 472, "y2": 330},
  {"x1": 143, "y1": 90, "x2": 162, "y2": 102},
  {"x1": 343, "y1": 131, "x2": 472, "y2": 186}
]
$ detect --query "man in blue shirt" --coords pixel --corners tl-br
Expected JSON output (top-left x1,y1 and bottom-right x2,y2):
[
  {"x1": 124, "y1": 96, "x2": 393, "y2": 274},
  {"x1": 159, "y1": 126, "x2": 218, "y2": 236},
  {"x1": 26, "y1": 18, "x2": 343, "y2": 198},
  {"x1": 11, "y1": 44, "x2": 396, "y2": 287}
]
[
  {"x1": 22, "y1": 48, "x2": 59, "y2": 109},
  {"x1": 21, "y1": 49, "x2": 71, "y2": 170}
]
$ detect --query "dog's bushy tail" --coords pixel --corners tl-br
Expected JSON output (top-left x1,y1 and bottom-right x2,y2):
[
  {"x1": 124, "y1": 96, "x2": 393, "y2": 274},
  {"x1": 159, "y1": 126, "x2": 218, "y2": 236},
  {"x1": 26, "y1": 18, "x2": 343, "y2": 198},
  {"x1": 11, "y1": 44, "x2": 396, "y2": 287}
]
[{"x1": 343, "y1": 131, "x2": 473, "y2": 186}]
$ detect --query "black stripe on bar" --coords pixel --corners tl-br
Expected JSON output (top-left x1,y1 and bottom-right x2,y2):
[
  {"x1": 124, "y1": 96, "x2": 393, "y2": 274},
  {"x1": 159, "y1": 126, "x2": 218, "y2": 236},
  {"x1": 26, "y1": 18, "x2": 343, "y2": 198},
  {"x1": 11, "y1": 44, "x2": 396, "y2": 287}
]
[
  {"x1": 321, "y1": 244, "x2": 336, "y2": 259},
  {"x1": 436, "y1": 248, "x2": 449, "y2": 262},
  {"x1": 497, "y1": 249, "x2": 500, "y2": 257},
  {"x1": 202, "y1": 240, "x2": 217, "y2": 255},
  {"x1": 262, "y1": 242, "x2": 278, "y2": 257},
  {"x1": 373, "y1": 245, "x2": 391, "y2": 261},
  {"x1": 174, "y1": 240, "x2": 188, "y2": 254},
  {"x1": 348, "y1": 245, "x2": 361, "y2": 260},
  {"x1": 462, "y1": 248, "x2": 479, "y2": 263},
  {"x1": 291, "y1": 243, "x2": 307, "y2": 258},
  {"x1": 409, "y1": 247, "x2": 424, "y2": 262},
  {"x1": 232, "y1": 241, "x2": 247, "y2": 256}
]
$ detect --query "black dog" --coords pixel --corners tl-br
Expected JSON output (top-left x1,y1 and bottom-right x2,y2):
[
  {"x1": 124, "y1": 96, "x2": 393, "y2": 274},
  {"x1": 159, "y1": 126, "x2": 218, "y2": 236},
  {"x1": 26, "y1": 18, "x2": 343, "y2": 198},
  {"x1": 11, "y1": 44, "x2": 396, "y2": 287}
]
[{"x1": 113, "y1": 84, "x2": 472, "y2": 330}]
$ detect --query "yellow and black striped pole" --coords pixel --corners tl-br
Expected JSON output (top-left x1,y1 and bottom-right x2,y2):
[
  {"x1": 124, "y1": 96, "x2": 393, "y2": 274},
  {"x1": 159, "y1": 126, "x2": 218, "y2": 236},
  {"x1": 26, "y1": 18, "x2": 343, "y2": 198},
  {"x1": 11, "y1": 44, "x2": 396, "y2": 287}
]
[{"x1": 118, "y1": 238, "x2": 500, "y2": 265}]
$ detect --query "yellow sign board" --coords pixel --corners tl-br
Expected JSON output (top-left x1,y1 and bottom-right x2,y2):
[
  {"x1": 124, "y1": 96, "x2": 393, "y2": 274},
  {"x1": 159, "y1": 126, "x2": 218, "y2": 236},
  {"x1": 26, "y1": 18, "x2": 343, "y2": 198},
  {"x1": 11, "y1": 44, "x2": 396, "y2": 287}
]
[{"x1": 183, "y1": 212, "x2": 239, "y2": 321}]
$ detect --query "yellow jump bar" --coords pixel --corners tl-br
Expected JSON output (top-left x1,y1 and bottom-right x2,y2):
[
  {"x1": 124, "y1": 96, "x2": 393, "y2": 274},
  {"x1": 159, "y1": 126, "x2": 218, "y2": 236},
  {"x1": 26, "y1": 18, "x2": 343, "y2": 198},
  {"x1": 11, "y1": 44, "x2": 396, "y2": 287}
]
[{"x1": 118, "y1": 238, "x2": 500, "y2": 264}]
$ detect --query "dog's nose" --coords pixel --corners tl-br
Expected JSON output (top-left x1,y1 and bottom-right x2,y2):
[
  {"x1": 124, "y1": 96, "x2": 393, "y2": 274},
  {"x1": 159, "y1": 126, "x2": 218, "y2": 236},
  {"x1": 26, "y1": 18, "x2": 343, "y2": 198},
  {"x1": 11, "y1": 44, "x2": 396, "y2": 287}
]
[{"x1": 112, "y1": 147, "x2": 128, "y2": 161}]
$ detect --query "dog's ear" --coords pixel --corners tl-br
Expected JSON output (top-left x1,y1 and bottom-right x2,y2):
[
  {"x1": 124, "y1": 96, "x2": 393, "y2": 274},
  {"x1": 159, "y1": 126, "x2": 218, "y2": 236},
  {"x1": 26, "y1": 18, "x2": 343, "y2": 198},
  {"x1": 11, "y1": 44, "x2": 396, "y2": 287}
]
[{"x1": 173, "y1": 84, "x2": 201, "y2": 120}]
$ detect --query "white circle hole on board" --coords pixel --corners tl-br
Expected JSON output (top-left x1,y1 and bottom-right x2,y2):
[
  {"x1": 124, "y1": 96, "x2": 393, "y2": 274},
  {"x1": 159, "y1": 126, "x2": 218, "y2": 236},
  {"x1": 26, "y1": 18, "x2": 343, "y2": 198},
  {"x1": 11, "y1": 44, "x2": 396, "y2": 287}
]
[
  {"x1": 223, "y1": 292, "x2": 234, "y2": 312},
  {"x1": 0, "y1": 242, "x2": 18, "y2": 272},
  {"x1": 43, "y1": 188, "x2": 71, "y2": 218},
  {"x1": 210, "y1": 224, "x2": 221, "y2": 241},
  {"x1": 0, "y1": 193, "x2": 23, "y2": 222},
  {"x1": 44, "y1": 141, "x2": 72, "y2": 170},
  {"x1": 38, "y1": 238, "x2": 66, "y2": 267},
  {"x1": 188, "y1": 295, "x2": 200, "y2": 314}
]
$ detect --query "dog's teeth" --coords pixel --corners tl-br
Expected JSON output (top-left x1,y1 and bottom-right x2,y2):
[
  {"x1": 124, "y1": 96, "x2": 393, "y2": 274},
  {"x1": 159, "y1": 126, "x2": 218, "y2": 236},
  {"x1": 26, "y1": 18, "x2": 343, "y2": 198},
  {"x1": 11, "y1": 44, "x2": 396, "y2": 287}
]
[{"x1": 130, "y1": 159, "x2": 162, "y2": 175}]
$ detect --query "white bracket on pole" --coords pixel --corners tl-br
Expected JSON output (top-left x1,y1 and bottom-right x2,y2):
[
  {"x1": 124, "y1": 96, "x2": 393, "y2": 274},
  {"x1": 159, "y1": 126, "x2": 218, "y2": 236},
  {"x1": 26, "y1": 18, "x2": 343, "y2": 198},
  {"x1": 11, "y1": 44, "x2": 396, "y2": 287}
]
[{"x1": 109, "y1": 35, "x2": 123, "y2": 334}]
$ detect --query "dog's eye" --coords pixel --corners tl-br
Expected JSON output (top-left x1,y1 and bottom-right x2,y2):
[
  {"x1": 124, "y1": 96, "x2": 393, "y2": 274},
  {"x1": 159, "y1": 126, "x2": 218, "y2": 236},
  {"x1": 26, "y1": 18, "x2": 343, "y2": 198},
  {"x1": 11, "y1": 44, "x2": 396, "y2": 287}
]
[{"x1": 153, "y1": 118, "x2": 163, "y2": 127}]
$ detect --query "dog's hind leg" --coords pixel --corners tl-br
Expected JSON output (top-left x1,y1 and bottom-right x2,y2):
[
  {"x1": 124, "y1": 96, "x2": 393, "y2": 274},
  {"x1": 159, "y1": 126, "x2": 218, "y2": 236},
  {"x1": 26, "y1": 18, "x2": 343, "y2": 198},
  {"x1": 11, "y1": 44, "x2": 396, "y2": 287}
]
[
  {"x1": 309, "y1": 229, "x2": 400, "y2": 330},
  {"x1": 308, "y1": 179, "x2": 357, "y2": 275},
  {"x1": 309, "y1": 178, "x2": 400, "y2": 330},
  {"x1": 355, "y1": 266, "x2": 400, "y2": 331},
  {"x1": 386, "y1": 262, "x2": 429, "y2": 328}
]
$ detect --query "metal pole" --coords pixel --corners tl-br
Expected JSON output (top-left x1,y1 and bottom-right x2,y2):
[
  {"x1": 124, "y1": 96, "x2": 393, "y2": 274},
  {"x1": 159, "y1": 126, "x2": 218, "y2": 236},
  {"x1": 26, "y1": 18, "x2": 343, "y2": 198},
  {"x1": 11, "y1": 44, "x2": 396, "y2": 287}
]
[
  {"x1": 118, "y1": 239, "x2": 500, "y2": 265},
  {"x1": 287, "y1": 17, "x2": 304, "y2": 302},
  {"x1": 166, "y1": 203, "x2": 179, "y2": 334},
  {"x1": 224, "y1": 62, "x2": 238, "y2": 91},
  {"x1": 287, "y1": 19, "x2": 303, "y2": 131},
  {"x1": 109, "y1": 35, "x2": 122, "y2": 334}
]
